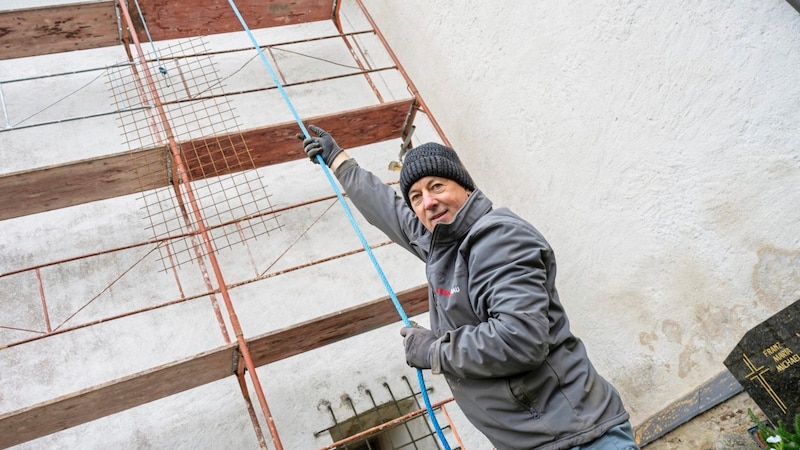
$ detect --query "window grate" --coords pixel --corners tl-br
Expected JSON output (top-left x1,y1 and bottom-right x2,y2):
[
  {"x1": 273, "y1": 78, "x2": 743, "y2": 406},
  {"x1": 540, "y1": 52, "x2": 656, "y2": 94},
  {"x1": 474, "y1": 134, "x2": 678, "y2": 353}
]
[{"x1": 317, "y1": 376, "x2": 460, "y2": 450}]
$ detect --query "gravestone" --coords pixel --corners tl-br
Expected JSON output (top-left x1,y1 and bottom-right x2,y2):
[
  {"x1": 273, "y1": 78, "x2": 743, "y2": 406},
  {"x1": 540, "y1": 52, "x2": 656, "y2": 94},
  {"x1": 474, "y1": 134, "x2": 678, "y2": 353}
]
[
  {"x1": 787, "y1": 0, "x2": 800, "y2": 15},
  {"x1": 724, "y1": 298, "x2": 800, "y2": 430}
]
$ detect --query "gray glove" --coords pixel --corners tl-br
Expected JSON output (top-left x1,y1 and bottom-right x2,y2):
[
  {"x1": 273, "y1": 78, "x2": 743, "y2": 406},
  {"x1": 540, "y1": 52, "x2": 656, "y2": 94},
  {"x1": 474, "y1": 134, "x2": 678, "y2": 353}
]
[
  {"x1": 400, "y1": 325, "x2": 437, "y2": 369},
  {"x1": 299, "y1": 125, "x2": 343, "y2": 167}
]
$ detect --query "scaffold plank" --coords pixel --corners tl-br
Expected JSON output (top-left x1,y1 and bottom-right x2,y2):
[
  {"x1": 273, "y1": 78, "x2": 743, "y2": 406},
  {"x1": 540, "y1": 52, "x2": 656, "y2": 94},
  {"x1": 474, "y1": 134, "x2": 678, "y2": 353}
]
[
  {"x1": 0, "y1": 0, "x2": 335, "y2": 61},
  {"x1": 0, "y1": 2, "x2": 119, "y2": 60},
  {"x1": 128, "y1": 0, "x2": 334, "y2": 42},
  {"x1": 0, "y1": 149, "x2": 169, "y2": 221},
  {"x1": 0, "y1": 99, "x2": 415, "y2": 221},
  {"x1": 247, "y1": 284, "x2": 429, "y2": 365},
  {"x1": 0, "y1": 285, "x2": 428, "y2": 448},
  {"x1": 0, "y1": 343, "x2": 238, "y2": 448}
]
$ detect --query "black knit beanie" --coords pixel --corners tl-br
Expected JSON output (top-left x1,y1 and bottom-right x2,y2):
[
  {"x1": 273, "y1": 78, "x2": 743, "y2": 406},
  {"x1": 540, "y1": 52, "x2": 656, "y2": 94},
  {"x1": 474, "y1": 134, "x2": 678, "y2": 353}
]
[{"x1": 399, "y1": 142, "x2": 476, "y2": 208}]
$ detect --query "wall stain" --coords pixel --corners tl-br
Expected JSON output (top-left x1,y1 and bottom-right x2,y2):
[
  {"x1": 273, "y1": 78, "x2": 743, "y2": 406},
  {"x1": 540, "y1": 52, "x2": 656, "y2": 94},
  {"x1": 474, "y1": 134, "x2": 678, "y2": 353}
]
[
  {"x1": 661, "y1": 319, "x2": 683, "y2": 344},
  {"x1": 639, "y1": 331, "x2": 658, "y2": 352},
  {"x1": 613, "y1": 354, "x2": 659, "y2": 412},
  {"x1": 637, "y1": 301, "x2": 750, "y2": 379},
  {"x1": 752, "y1": 246, "x2": 800, "y2": 311},
  {"x1": 678, "y1": 336, "x2": 699, "y2": 378}
]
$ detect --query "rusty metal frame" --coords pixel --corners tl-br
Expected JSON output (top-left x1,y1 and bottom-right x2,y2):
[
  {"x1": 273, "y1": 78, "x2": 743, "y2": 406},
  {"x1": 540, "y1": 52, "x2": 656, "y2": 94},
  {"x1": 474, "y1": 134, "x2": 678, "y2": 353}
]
[
  {"x1": 0, "y1": 0, "x2": 462, "y2": 447},
  {"x1": 117, "y1": 1, "x2": 282, "y2": 447}
]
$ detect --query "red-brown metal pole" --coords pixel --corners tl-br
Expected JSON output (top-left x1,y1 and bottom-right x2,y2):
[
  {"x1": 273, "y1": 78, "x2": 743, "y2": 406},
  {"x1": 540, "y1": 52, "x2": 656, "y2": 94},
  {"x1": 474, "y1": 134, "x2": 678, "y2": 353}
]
[
  {"x1": 35, "y1": 268, "x2": 52, "y2": 333},
  {"x1": 116, "y1": 3, "x2": 283, "y2": 448},
  {"x1": 440, "y1": 404, "x2": 466, "y2": 449},
  {"x1": 353, "y1": 0, "x2": 452, "y2": 148},
  {"x1": 332, "y1": 2, "x2": 384, "y2": 102}
]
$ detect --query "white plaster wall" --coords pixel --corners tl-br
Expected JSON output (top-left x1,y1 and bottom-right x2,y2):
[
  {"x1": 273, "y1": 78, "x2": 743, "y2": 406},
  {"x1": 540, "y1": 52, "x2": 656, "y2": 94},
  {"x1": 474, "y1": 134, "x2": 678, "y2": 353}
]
[
  {"x1": 362, "y1": 0, "x2": 800, "y2": 423},
  {"x1": 2, "y1": 0, "x2": 800, "y2": 449}
]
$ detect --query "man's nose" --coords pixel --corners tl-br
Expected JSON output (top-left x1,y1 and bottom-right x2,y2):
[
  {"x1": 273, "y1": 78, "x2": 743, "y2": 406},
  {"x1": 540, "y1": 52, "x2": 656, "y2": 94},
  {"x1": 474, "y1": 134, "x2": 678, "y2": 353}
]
[{"x1": 422, "y1": 192, "x2": 438, "y2": 209}]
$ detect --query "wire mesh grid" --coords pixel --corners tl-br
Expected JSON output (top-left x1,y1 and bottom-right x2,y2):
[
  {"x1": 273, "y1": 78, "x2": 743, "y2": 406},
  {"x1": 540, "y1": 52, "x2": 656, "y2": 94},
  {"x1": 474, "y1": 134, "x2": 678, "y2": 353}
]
[
  {"x1": 320, "y1": 377, "x2": 455, "y2": 450},
  {"x1": 107, "y1": 37, "x2": 281, "y2": 270}
]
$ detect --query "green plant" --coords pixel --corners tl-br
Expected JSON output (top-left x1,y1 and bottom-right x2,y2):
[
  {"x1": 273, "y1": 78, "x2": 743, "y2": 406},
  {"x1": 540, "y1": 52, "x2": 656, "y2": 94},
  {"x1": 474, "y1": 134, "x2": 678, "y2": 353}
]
[{"x1": 749, "y1": 409, "x2": 800, "y2": 450}]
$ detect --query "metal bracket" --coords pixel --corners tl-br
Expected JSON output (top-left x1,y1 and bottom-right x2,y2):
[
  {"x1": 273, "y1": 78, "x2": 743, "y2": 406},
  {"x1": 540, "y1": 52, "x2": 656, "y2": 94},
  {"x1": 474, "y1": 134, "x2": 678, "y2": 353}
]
[
  {"x1": 399, "y1": 125, "x2": 416, "y2": 161},
  {"x1": 231, "y1": 342, "x2": 251, "y2": 374},
  {"x1": 231, "y1": 346, "x2": 240, "y2": 374},
  {"x1": 388, "y1": 101, "x2": 418, "y2": 171},
  {"x1": 166, "y1": 145, "x2": 174, "y2": 184},
  {"x1": 166, "y1": 142, "x2": 185, "y2": 185},
  {"x1": 398, "y1": 99, "x2": 418, "y2": 161}
]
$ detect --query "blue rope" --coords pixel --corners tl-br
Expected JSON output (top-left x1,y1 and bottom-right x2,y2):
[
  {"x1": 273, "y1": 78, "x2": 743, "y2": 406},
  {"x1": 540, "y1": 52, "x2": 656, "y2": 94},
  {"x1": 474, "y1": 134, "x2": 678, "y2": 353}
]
[
  {"x1": 132, "y1": 0, "x2": 167, "y2": 76},
  {"x1": 225, "y1": 2, "x2": 451, "y2": 449}
]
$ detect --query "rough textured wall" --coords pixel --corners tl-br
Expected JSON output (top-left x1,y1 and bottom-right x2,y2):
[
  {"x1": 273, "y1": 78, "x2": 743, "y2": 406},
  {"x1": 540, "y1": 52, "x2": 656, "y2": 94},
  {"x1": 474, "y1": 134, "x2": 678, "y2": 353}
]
[{"x1": 363, "y1": 0, "x2": 800, "y2": 426}]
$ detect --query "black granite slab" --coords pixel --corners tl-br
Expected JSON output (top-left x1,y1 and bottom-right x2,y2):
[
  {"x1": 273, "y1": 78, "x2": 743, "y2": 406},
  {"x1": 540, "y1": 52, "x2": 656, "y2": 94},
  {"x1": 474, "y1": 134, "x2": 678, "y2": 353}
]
[{"x1": 725, "y1": 298, "x2": 800, "y2": 430}]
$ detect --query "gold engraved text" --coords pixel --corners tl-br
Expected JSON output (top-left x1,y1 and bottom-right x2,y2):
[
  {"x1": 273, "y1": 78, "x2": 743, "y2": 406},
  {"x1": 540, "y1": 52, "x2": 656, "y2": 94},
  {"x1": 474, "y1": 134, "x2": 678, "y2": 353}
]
[{"x1": 763, "y1": 342, "x2": 784, "y2": 357}]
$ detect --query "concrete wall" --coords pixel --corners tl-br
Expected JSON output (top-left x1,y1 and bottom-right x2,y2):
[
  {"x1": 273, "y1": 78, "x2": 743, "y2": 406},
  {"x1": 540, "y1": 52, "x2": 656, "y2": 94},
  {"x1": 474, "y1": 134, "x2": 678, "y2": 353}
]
[{"x1": 1, "y1": 0, "x2": 799, "y2": 448}]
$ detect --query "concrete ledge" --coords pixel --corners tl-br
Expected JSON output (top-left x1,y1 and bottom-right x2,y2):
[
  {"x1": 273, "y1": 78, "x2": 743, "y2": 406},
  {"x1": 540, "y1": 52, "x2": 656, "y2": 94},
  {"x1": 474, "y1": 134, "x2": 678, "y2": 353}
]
[{"x1": 634, "y1": 370, "x2": 744, "y2": 447}]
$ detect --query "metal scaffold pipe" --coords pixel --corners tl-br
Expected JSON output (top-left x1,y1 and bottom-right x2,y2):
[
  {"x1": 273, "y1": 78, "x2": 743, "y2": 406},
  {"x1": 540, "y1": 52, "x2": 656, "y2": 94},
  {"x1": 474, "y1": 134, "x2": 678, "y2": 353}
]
[{"x1": 115, "y1": 2, "x2": 282, "y2": 448}]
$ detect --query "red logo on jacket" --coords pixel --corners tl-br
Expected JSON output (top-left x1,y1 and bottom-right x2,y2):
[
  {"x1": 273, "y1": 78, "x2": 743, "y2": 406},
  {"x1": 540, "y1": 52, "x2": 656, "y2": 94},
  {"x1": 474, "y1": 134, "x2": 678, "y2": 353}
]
[{"x1": 435, "y1": 286, "x2": 460, "y2": 296}]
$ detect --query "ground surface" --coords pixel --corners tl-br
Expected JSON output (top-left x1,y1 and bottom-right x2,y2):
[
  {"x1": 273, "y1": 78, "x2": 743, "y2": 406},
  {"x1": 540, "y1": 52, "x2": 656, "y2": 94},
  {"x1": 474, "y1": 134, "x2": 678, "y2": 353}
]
[{"x1": 644, "y1": 392, "x2": 766, "y2": 450}]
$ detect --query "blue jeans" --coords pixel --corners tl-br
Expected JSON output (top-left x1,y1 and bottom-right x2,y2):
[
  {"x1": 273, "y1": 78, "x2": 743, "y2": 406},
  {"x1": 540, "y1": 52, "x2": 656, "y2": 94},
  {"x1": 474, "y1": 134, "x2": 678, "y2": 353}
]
[{"x1": 570, "y1": 421, "x2": 639, "y2": 450}]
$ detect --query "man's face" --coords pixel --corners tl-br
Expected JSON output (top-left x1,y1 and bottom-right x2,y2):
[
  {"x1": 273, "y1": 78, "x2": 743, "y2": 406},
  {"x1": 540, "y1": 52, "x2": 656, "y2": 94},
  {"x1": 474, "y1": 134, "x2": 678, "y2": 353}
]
[{"x1": 407, "y1": 176, "x2": 471, "y2": 232}]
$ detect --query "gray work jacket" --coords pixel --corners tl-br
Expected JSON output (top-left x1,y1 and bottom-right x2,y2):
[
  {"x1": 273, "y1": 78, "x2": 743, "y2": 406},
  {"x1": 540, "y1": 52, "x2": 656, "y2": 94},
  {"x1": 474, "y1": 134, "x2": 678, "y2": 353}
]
[{"x1": 335, "y1": 158, "x2": 630, "y2": 450}]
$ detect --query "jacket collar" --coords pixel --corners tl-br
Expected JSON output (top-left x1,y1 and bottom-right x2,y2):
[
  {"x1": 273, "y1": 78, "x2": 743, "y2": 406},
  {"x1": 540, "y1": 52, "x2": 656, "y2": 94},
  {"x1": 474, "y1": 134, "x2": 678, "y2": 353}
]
[{"x1": 430, "y1": 189, "x2": 493, "y2": 245}]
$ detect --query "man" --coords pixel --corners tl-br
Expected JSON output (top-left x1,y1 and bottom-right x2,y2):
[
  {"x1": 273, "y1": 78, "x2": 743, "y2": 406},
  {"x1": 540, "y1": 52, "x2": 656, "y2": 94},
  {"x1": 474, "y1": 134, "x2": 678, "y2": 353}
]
[{"x1": 301, "y1": 125, "x2": 638, "y2": 450}]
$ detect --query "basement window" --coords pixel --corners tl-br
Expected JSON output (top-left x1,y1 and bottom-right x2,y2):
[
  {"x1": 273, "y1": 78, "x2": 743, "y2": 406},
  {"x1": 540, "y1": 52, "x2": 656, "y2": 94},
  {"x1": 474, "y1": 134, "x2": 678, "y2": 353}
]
[{"x1": 318, "y1": 378, "x2": 458, "y2": 450}]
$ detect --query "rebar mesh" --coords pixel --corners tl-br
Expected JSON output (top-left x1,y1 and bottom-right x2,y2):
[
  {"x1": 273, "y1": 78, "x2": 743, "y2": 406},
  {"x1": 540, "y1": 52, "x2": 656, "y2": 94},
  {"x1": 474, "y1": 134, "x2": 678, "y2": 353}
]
[
  {"x1": 107, "y1": 38, "x2": 281, "y2": 270},
  {"x1": 320, "y1": 377, "x2": 455, "y2": 450}
]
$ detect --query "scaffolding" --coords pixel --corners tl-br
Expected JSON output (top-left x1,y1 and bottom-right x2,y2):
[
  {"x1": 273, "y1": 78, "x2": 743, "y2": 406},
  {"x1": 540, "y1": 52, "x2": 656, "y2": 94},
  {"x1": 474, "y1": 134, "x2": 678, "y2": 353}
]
[{"x1": 0, "y1": 0, "x2": 460, "y2": 447}]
